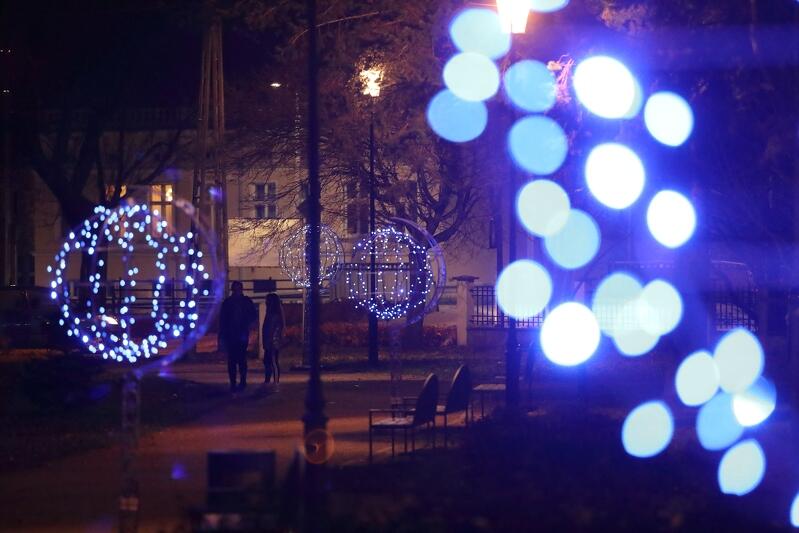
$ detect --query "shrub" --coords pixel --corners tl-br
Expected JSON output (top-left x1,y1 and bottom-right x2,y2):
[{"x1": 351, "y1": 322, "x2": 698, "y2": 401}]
[{"x1": 284, "y1": 322, "x2": 456, "y2": 349}]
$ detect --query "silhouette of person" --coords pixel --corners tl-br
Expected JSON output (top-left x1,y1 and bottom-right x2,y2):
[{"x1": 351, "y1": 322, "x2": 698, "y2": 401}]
[
  {"x1": 218, "y1": 281, "x2": 257, "y2": 391},
  {"x1": 262, "y1": 293, "x2": 285, "y2": 385}
]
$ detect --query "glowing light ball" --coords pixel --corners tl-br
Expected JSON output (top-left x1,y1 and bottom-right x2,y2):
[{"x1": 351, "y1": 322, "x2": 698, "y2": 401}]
[
  {"x1": 675, "y1": 351, "x2": 720, "y2": 407},
  {"x1": 279, "y1": 224, "x2": 343, "y2": 288},
  {"x1": 443, "y1": 53, "x2": 500, "y2": 102},
  {"x1": 696, "y1": 392, "x2": 744, "y2": 451},
  {"x1": 791, "y1": 492, "x2": 799, "y2": 527},
  {"x1": 585, "y1": 143, "x2": 645, "y2": 209},
  {"x1": 714, "y1": 328, "x2": 765, "y2": 394},
  {"x1": 516, "y1": 179, "x2": 570, "y2": 237},
  {"x1": 644, "y1": 92, "x2": 694, "y2": 147},
  {"x1": 613, "y1": 323, "x2": 660, "y2": 357},
  {"x1": 503, "y1": 60, "x2": 556, "y2": 113},
  {"x1": 732, "y1": 377, "x2": 776, "y2": 427},
  {"x1": 427, "y1": 89, "x2": 488, "y2": 143},
  {"x1": 718, "y1": 439, "x2": 766, "y2": 496},
  {"x1": 495, "y1": 260, "x2": 552, "y2": 320},
  {"x1": 622, "y1": 79, "x2": 644, "y2": 119},
  {"x1": 543, "y1": 209, "x2": 600, "y2": 270},
  {"x1": 508, "y1": 116, "x2": 569, "y2": 175},
  {"x1": 646, "y1": 190, "x2": 696, "y2": 248},
  {"x1": 592, "y1": 272, "x2": 643, "y2": 337},
  {"x1": 540, "y1": 302, "x2": 600, "y2": 366},
  {"x1": 636, "y1": 279, "x2": 683, "y2": 336},
  {"x1": 531, "y1": 0, "x2": 569, "y2": 12},
  {"x1": 573, "y1": 56, "x2": 639, "y2": 119},
  {"x1": 621, "y1": 401, "x2": 674, "y2": 458},
  {"x1": 449, "y1": 8, "x2": 511, "y2": 60}
]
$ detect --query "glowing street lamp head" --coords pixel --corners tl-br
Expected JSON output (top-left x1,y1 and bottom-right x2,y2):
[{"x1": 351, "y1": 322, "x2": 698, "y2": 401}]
[
  {"x1": 496, "y1": 0, "x2": 531, "y2": 34},
  {"x1": 360, "y1": 67, "x2": 384, "y2": 98}
]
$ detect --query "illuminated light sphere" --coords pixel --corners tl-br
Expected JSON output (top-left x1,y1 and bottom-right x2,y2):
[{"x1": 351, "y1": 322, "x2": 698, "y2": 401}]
[
  {"x1": 790, "y1": 492, "x2": 799, "y2": 527},
  {"x1": 592, "y1": 272, "x2": 643, "y2": 337},
  {"x1": 540, "y1": 302, "x2": 600, "y2": 366},
  {"x1": 644, "y1": 91, "x2": 695, "y2": 147},
  {"x1": 443, "y1": 53, "x2": 500, "y2": 102},
  {"x1": 573, "y1": 56, "x2": 639, "y2": 119},
  {"x1": 696, "y1": 392, "x2": 744, "y2": 451},
  {"x1": 543, "y1": 209, "x2": 600, "y2": 270},
  {"x1": 675, "y1": 350, "x2": 720, "y2": 407},
  {"x1": 496, "y1": 260, "x2": 552, "y2": 320},
  {"x1": 516, "y1": 179, "x2": 570, "y2": 237},
  {"x1": 346, "y1": 227, "x2": 434, "y2": 321},
  {"x1": 613, "y1": 323, "x2": 660, "y2": 357},
  {"x1": 531, "y1": 0, "x2": 569, "y2": 12},
  {"x1": 718, "y1": 439, "x2": 766, "y2": 496},
  {"x1": 714, "y1": 328, "x2": 765, "y2": 394},
  {"x1": 732, "y1": 377, "x2": 776, "y2": 427},
  {"x1": 621, "y1": 401, "x2": 674, "y2": 458},
  {"x1": 508, "y1": 116, "x2": 569, "y2": 175},
  {"x1": 503, "y1": 59, "x2": 556, "y2": 113},
  {"x1": 449, "y1": 8, "x2": 511, "y2": 60},
  {"x1": 636, "y1": 279, "x2": 683, "y2": 336},
  {"x1": 279, "y1": 224, "x2": 343, "y2": 288},
  {"x1": 646, "y1": 190, "x2": 697, "y2": 249},
  {"x1": 585, "y1": 143, "x2": 646, "y2": 209},
  {"x1": 427, "y1": 89, "x2": 488, "y2": 143}
]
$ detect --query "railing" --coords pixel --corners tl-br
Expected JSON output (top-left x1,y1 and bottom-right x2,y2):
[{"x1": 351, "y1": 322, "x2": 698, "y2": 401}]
[{"x1": 470, "y1": 285, "x2": 545, "y2": 329}]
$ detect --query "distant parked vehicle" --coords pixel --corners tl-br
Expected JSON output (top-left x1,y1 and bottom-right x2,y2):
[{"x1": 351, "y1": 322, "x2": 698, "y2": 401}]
[{"x1": 0, "y1": 286, "x2": 73, "y2": 352}]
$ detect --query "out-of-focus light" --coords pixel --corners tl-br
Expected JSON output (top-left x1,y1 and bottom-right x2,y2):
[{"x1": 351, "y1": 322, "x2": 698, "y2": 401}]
[
  {"x1": 613, "y1": 323, "x2": 659, "y2": 357},
  {"x1": 714, "y1": 328, "x2": 764, "y2": 394},
  {"x1": 732, "y1": 377, "x2": 776, "y2": 427},
  {"x1": 530, "y1": 0, "x2": 569, "y2": 12},
  {"x1": 450, "y1": 8, "x2": 511, "y2": 60},
  {"x1": 360, "y1": 67, "x2": 384, "y2": 98},
  {"x1": 621, "y1": 79, "x2": 644, "y2": 119},
  {"x1": 503, "y1": 60, "x2": 556, "y2": 112},
  {"x1": 540, "y1": 302, "x2": 600, "y2": 366},
  {"x1": 592, "y1": 272, "x2": 642, "y2": 337},
  {"x1": 496, "y1": 260, "x2": 552, "y2": 319},
  {"x1": 508, "y1": 116, "x2": 568, "y2": 175},
  {"x1": 270, "y1": 82, "x2": 282, "y2": 88},
  {"x1": 443, "y1": 53, "x2": 500, "y2": 102},
  {"x1": 585, "y1": 143, "x2": 645, "y2": 209},
  {"x1": 621, "y1": 401, "x2": 674, "y2": 458},
  {"x1": 718, "y1": 439, "x2": 766, "y2": 496},
  {"x1": 790, "y1": 492, "x2": 799, "y2": 527},
  {"x1": 573, "y1": 56, "x2": 638, "y2": 119},
  {"x1": 496, "y1": 0, "x2": 531, "y2": 34},
  {"x1": 516, "y1": 179, "x2": 570, "y2": 237},
  {"x1": 675, "y1": 351, "x2": 719, "y2": 407},
  {"x1": 696, "y1": 392, "x2": 744, "y2": 451},
  {"x1": 636, "y1": 279, "x2": 683, "y2": 336},
  {"x1": 543, "y1": 209, "x2": 600, "y2": 270},
  {"x1": 427, "y1": 89, "x2": 488, "y2": 143},
  {"x1": 646, "y1": 191, "x2": 696, "y2": 248},
  {"x1": 644, "y1": 92, "x2": 694, "y2": 147}
]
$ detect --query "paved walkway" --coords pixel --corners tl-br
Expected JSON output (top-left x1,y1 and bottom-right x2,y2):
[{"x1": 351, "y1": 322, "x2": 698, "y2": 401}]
[{"x1": 0, "y1": 361, "x2": 434, "y2": 533}]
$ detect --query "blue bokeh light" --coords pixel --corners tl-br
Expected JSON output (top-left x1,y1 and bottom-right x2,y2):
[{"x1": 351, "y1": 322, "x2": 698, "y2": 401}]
[
  {"x1": 449, "y1": 8, "x2": 511, "y2": 60},
  {"x1": 508, "y1": 116, "x2": 568, "y2": 175},
  {"x1": 503, "y1": 60, "x2": 556, "y2": 113},
  {"x1": 573, "y1": 56, "x2": 639, "y2": 119},
  {"x1": 585, "y1": 143, "x2": 646, "y2": 209},
  {"x1": 540, "y1": 302, "x2": 601, "y2": 366},
  {"x1": 427, "y1": 89, "x2": 488, "y2": 143},
  {"x1": 636, "y1": 279, "x2": 683, "y2": 336},
  {"x1": 646, "y1": 190, "x2": 697, "y2": 249},
  {"x1": 443, "y1": 53, "x2": 500, "y2": 102},
  {"x1": 675, "y1": 351, "x2": 720, "y2": 407},
  {"x1": 496, "y1": 260, "x2": 552, "y2": 320},
  {"x1": 714, "y1": 328, "x2": 765, "y2": 394},
  {"x1": 644, "y1": 91, "x2": 695, "y2": 147},
  {"x1": 696, "y1": 392, "x2": 744, "y2": 451},
  {"x1": 718, "y1": 439, "x2": 766, "y2": 496},
  {"x1": 621, "y1": 401, "x2": 674, "y2": 458},
  {"x1": 592, "y1": 272, "x2": 643, "y2": 337},
  {"x1": 732, "y1": 377, "x2": 776, "y2": 427},
  {"x1": 531, "y1": 0, "x2": 569, "y2": 12},
  {"x1": 791, "y1": 492, "x2": 799, "y2": 527},
  {"x1": 543, "y1": 209, "x2": 600, "y2": 270},
  {"x1": 613, "y1": 324, "x2": 660, "y2": 357},
  {"x1": 516, "y1": 179, "x2": 570, "y2": 237}
]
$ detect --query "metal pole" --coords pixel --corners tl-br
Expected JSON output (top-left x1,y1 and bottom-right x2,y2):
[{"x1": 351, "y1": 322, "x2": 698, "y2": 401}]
[{"x1": 368, "y1": 110, "x2": 379, "y2": 366}]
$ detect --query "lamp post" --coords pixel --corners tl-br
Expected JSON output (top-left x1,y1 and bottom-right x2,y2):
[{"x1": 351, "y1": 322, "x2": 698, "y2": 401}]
[{"x1": 360, "y1": 67, "x2": 383, "y2": 367}]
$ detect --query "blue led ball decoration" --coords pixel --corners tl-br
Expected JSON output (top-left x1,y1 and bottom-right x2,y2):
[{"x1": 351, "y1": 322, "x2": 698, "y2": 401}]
[
  {"x1": 346, "y1": 227, "x2": 434, "y2": 321},
  {"x1": 48, "y1": 200, "x2": 223, "y2": 366},
  {"x1": 279, "y1": 224, "x2": 343, "y2": 288}
]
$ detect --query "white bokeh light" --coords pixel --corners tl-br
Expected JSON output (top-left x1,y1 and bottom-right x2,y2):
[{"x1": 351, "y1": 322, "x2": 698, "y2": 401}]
[
  {"x1": 592, "y1": 272, "x2": 643, "y2": 337},
  {"x1": 647, "y1": 190, "x2": 697, "y2": 249},
  {"x1": 516, "y1": 179, "x2": 570, "y2": 237},
  {"x1": 621, "y1": 401, "x2": 674, "y2": 458},
  {"x1": 714, "y1": 328, "x2": 765, "y2": 394},
  {"x1": 732, "y1": 377, "x2": 776, "y2": 427},
  {"x1": 585, "y1": 143, "x2": 646, "y2": 209},
  {"x1": 503, "y1": 59, "x2": 556, "y2": 113},
  {"x1": 644, "y1": 91, "x2": 695, "y2": 147},
  {"x1": 449, "y1": 8, "x2": 511, "y2": 60},
  {"x1": 675, "y1": 351, "x2": 720, "y2": 407},
  {"x1": 613, "y1": 322, "x2": 660, "y2": 357},
  {"x1": 791, "y1": 492, "x2": 799, "y2": 527},
  {"x1": 495, "y1": 260, "x2": 552, "y2": 320},
  {"x1": 543, "y1": 209, "x2": 600, "y2": 270},
  {"x1": 718, "y1": 439, "x2": 766, "y2": 496},
  {"x1": 443, "y1": 53, "x2": 500, "y2": 102},
  {"x1": 573, "y1": 56, "x2": 638, "y2": 119},
  {"x1": 636, "y1": 279, "x2": 683, "y2": 336},
  {"x1": 540, "y1": 302, "x2": 601, "y2": 366}
]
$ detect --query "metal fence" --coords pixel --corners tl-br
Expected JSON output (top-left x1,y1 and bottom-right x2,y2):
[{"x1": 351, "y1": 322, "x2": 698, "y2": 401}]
[{"x1": 470, "y1": 285, "x2": 545, "y2": 329}]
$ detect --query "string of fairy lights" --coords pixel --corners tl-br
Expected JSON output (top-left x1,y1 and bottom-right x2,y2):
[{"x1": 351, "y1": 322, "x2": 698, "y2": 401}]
[{"x1": 279, "y1": 223, "x2": 343, "y2": 288}]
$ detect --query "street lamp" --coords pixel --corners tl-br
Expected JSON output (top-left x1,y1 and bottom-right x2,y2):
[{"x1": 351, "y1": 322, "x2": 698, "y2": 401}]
[
  {"x1": 360, "y1": 66, "x2": 384, "y2": 367},
  {"x1": 496, "y1": 0, "x2": 531, "y2": 34}
]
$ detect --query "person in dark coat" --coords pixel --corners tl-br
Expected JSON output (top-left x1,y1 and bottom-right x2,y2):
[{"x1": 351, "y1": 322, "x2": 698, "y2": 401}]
[
  {"x1": 218, "y1": 281, "x2": 257, "y2": 391},
  {"x1": 262, "y1": 293, "x2": 285, "y2": 385}
]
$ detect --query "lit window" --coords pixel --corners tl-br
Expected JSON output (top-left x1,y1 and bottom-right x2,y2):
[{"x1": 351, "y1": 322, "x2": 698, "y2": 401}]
[
  {"x1": 251, "y1": 182, "x2": 278, "y2": 219},
  {"x1": 150, "y1": 184, "x2": 175, "y2": 234},
  {"x1": 346, "y1": 182, "x2": 369, "y2": 235}
]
